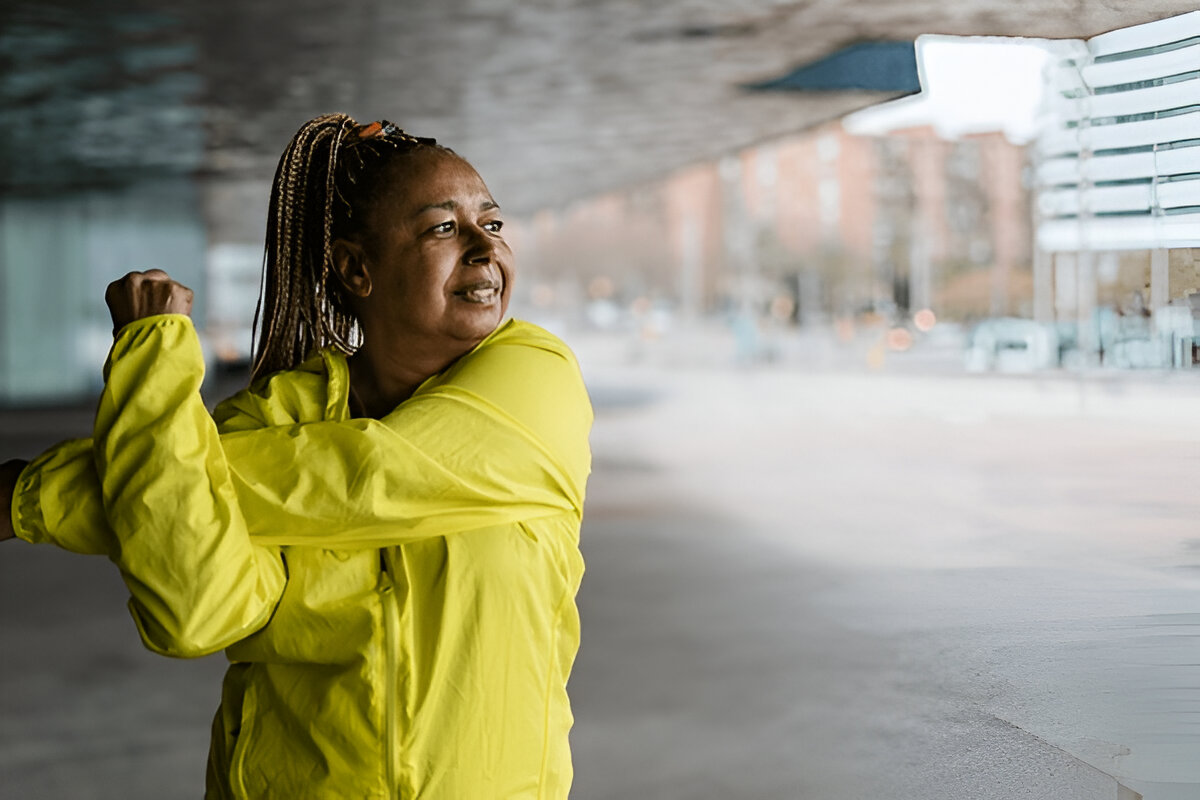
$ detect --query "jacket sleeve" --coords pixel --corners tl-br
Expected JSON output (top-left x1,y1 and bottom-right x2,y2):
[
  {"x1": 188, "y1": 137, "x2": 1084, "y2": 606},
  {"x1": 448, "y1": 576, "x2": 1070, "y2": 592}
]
[
  {"x1": 93, "y1": 315, "x2": 286, "y2": 659},
  {"x1": 216, "y1": 333, "x2": 593, "y2": 548},
  {"x1": 11, "y1": 315, "x2": 591, "y2": 650},
  {"x1": 12, "y1": 438, "x2": 111, "y2": 556}
]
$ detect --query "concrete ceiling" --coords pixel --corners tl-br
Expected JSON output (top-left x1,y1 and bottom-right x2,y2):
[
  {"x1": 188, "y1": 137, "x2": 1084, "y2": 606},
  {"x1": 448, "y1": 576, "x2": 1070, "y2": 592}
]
[{"x1": 2, "y1": 0, "x2": 1197, "y2": 214}]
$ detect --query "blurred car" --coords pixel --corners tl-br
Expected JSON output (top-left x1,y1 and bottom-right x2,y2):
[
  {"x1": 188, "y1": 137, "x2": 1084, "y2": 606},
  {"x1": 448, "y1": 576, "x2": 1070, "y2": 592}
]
[{"x1": 964, "y1": 317, "x2": 1059, "y2": 372}]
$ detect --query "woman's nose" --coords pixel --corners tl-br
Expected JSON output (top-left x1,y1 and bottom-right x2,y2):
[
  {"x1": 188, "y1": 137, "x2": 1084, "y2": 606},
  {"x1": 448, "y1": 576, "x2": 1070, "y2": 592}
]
[{"x1": 463, "y1": 228, "x2": 496, "y2": 265}]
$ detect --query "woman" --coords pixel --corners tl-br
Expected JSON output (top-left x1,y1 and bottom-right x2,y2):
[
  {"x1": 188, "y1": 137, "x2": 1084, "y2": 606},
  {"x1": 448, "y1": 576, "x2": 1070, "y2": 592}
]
[{"x1": 0, "y1": 113, "x2": 592, "y2": 799}]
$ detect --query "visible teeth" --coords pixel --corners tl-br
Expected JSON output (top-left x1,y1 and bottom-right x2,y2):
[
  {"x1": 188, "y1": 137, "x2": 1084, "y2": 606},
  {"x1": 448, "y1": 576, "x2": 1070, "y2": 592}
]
[{"x1": 460, "y1": 287, "x2": 498, "y2": 303}]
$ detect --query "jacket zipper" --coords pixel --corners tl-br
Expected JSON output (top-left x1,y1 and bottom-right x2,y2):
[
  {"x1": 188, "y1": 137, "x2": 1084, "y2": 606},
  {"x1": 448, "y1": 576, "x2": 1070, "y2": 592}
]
[{"x1": 381, "y1": 548, "x2": 402, "y2": 799}]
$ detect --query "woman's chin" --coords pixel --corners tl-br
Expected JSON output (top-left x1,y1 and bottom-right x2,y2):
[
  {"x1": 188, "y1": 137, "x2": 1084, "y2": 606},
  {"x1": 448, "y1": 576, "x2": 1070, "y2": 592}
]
[{"x1": 446, "y1": 305, "x2": 503, "y2": 341}]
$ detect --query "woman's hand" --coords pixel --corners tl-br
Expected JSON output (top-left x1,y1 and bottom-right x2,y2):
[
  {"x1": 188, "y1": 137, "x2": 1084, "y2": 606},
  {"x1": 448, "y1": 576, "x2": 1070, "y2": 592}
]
[
  {"x1": 105, "y1": 269, "x2": 194, "y2": 335},
  {"x1": 1, "y1": 459, "x2": 30, "y2": 542}
]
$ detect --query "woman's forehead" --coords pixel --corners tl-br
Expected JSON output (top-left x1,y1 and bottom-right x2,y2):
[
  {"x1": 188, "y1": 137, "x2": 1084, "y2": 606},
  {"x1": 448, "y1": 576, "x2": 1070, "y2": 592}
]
[{"x1": 380, "y1": 150, "x2": 495, "y2": 210}]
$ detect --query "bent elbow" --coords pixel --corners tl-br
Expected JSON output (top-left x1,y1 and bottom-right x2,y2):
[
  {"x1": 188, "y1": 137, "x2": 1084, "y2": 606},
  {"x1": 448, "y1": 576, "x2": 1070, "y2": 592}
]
[
  {"x1": 117, "y1": 547, "x2": 285, "y2": 659},
  {"x1": 126, "y1": 592, "x2": 275, "y2": 660},
  {"x1": 128, "y1": 601, "x2": 227, "y2": 658},
  {"x1": 140, "y1": 632, "x2": 225, "y2": 660}
]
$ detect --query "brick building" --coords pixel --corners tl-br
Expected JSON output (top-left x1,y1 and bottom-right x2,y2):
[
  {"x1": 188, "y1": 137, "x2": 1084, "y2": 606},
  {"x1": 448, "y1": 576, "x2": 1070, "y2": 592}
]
[{"x1": 507, "y1": 121, "x2": 1031, "y2": 329}]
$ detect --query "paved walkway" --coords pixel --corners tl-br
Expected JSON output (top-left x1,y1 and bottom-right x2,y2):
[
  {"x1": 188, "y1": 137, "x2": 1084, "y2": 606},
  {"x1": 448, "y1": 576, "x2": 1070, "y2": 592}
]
[{"x1": 4, "y1": 360, "x2": 1200, "y2": 798}]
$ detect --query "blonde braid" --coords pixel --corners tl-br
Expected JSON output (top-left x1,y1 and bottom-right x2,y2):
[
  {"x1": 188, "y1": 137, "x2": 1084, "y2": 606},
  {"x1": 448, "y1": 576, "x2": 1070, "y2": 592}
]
[
  {"x1": 250, "y1": 113, "x2": 443, "y2": 382},
  {"x1": 252, "y1": 113, "x2": 358, "y2": 380}
]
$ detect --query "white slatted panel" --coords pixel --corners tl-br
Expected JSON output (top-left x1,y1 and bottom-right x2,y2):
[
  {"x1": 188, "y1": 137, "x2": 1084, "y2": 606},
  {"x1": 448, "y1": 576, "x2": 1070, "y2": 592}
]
[
  {"x1": 1037, "y1": 184, "x2": 1151, "y2": 216},
  {"x1": 1038, "y1": 111, "x2": 1200, "y2": 155},
  {"x1": 1039, "y1": 212, "x2": 1200, "y2": 251},
  {"x1": 1038, "y1": 152, "x2": 1150, "y2": 184},
  {"x1": 1082, "y1": 43, "x2": 1200, "y2": 88},
  {"x1": 1087, "y1": 11, "x2": 1200, "y2": 59},
  {"x1": 1158, "y1": 178, "x2": 1200, "y2": 209},
  {"x1": 1160, "y1": 146, "x2": 1200, "y2": 175},
  {"x1": 1085, "y1": 112, "x2": 1200, "y2": 150},
  {"x1": 1044, "y1": 81, "x2": 1200, "y2": 121},
  {"x1": 1087, "y1": 81, "x2": 1198, "y2": 118},
  {"x1": 1037, "y1": 138, "x2": 1200, "y2": 184},
  {"x1": 1034, "y1": 10, "x2": 1200, "y2": 252},
  {"x1": 1038, "y1": 180, "x2": 1200, "y2": 216}
]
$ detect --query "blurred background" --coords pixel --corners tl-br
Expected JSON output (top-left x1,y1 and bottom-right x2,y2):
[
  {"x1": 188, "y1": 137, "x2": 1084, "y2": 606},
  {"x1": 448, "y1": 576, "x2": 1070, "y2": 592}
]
[{"x1": 3, "y1": 2, "x2": 1200, "y2": 799}]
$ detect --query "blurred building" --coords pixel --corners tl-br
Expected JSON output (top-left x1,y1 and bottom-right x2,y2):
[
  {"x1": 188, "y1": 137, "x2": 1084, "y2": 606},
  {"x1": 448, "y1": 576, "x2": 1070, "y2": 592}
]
[
  {"x1": 4, "y1": 5, "x2": 1199, "y2": 403},
  {"x1": 511, "y1": 13, "x2": 1200, "y2": 371},
  {"x1": 507, "y1": 122, "x2": 1031, "y2": 332},
  {"x1": 1031, "y1": 12, "x2": 1200, "y2": 368}
]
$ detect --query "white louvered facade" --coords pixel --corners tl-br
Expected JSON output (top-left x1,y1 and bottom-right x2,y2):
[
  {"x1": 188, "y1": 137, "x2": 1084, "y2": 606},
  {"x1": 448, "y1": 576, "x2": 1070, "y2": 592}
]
[{"x1": 1035, "y1": 11, "x2": 1200, "y2": 252}]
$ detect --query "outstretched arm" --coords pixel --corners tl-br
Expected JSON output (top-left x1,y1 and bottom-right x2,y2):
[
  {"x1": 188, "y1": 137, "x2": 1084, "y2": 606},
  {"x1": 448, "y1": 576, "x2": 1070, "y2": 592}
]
[
  {"x1": 12, "y1": 318, "x2": 591, "y2": 553},
  {"x1": 9, "y1": 275, "x2": 591, "y2": 656}
]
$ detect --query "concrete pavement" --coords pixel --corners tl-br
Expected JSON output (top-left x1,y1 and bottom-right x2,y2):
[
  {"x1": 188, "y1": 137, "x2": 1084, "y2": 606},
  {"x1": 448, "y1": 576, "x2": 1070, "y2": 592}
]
[
  {"x1": 573, "y1": 354, "x2": 1200, "y2": 799},
  {"x1": 4, "y1": 356, "x2": 1200, "y2": 798}
]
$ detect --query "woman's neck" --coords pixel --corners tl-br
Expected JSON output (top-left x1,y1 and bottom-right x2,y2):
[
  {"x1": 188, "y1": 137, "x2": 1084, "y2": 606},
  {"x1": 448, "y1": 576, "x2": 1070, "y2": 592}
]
[{"x1": 346, "y1": 337, "x2": 473, "y2": 418}]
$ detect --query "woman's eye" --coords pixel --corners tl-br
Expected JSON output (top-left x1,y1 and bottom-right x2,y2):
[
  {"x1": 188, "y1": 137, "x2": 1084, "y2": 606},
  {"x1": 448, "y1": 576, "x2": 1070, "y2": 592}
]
[
  {"x1": 483, "y1": 220, "x2": 504, "y2": 232},
  {"x1": 432, "y1": 221, "x2": 455, "y2": 234}
]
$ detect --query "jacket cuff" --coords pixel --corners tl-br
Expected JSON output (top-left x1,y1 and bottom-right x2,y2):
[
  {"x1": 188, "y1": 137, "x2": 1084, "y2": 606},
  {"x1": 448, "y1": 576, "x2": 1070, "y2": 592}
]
[
  {"x1": 12, "y1": 453, "x2": 49, "y2": 544},
  {"x1": 103, "y1": 314, "x2": 200, "y2": 383}
]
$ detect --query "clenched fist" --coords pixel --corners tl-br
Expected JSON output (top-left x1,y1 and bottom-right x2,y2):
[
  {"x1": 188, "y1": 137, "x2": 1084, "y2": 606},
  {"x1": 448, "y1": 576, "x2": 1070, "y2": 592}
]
[{"x1": 105, "y1": 269, "x2": 194, "y2": 335}]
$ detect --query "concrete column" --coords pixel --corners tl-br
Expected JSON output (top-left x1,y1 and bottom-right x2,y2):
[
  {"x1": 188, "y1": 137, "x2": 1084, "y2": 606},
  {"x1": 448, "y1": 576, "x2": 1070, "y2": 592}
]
[
  {"x1": 718, "y1": 155, "x2": 755, "y2": 315},
  {"x1": 1150, "y1": 248, "x2": 1169, "y2": 313},
  {"x1": 1033, "y1": 248, "x2": 1054, "y2": 324},
  {"x1": 909, "y1": 224, "x2": 931, "y2": 314},
  {"x1": 1077, "y1": 250, "x2": 1099, "y2": 365},
  {"x1": 678, "y1": 213, "x2": 701, "y2": 323},
  {"x1": 1054, "y1": 252, "x2": 1077, "y2": 323},
  {"x1": 1150, "y1": 249, "x2": 1170, "y2": 360}
]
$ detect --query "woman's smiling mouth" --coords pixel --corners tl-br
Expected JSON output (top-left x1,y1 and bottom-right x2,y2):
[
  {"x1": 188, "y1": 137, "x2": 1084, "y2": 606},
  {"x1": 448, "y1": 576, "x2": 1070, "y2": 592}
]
[{"x1": 453, "y1": 281, "x2": 501, "y2": 303}]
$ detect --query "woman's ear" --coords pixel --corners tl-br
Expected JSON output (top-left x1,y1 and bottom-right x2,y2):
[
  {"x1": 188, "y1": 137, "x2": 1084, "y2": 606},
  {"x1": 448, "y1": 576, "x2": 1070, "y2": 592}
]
[{"x1": 331, "y1": 238, "x2": 373, "y2": 298}]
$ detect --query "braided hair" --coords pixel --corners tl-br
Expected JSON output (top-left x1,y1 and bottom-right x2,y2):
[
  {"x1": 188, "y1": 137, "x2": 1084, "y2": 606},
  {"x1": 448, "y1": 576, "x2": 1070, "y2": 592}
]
[{"x1": 251, "y1": 113, "x2": 444, "y2": 382}]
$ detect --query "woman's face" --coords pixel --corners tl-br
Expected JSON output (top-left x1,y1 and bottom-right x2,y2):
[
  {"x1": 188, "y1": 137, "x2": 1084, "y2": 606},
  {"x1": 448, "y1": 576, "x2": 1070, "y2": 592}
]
[{"x1": 346, "y1": 149, "x2": 513, "y2": 353}]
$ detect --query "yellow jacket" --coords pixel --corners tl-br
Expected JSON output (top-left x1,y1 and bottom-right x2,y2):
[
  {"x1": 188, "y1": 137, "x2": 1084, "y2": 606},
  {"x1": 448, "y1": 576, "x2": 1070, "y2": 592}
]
[{"x1": 12, "y1": 314, "x2": 592, "y2": 799}]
